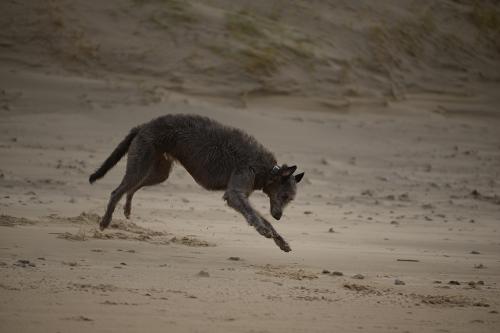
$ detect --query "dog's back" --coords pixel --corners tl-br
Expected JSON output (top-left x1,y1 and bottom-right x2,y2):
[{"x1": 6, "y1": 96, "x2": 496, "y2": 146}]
[{"x1": 135, "y1": 114, "x2": 277, "y2": 190}]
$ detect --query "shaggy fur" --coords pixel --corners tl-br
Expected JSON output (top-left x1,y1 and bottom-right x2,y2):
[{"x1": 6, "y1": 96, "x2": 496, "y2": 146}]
[{"x1": 89, "y1": 114, "x2": 304, "y2": 252}]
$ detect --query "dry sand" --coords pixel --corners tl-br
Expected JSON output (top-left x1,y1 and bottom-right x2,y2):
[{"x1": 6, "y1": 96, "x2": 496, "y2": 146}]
[{"x1": 1, "y1": 1, "x2": 500, "y2": 332}]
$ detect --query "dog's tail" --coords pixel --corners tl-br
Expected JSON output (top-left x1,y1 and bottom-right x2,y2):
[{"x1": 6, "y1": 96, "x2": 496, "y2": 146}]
[{"x1": 89, "y1": 126, "x2": 141, "y2": 184}]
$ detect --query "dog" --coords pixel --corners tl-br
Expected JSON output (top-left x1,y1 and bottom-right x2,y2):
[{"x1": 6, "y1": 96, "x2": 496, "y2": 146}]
[{"x1": 89, "y1": 114, "x2": 304, "y2": 252}]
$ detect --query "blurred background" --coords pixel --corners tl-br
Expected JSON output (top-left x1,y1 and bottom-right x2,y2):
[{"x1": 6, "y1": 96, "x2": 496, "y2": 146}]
[{"x1": 2, "y1": 0, "x2": 499, "y2": 111}]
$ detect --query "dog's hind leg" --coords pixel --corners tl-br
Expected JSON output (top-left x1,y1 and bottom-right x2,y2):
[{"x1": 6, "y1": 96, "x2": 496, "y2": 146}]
[
  {"x1": 224, "y1": 169, "x2": 291, "y2": 252},
  {"x1": 99, "y1": 139, "x2": 154, "y2": 230},
  {"x1": 124, "y1": 154, "x2": 173, "y2": 219}
]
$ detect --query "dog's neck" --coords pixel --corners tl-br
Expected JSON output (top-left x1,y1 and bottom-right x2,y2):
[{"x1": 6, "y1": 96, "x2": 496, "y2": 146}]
[{"x1": 252, "y1": 164, "x2": 278, "y2": 191}]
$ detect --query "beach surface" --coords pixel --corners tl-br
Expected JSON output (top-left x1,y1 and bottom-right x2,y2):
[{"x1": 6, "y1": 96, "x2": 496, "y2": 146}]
[{"x1": 1, "y1": 1, "x2": 499, "y2": 332}]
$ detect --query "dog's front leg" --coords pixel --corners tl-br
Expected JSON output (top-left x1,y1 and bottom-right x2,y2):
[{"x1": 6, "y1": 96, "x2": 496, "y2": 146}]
[
  {"x1": 256, "y1": 213, "x2": 291, "y2": 252},
  {"x1": 224, "y1": 189, "x2": 272, "y2": 238},
  {"x1": 224, "y1": 169, "x2": 291, "y2": 252}
]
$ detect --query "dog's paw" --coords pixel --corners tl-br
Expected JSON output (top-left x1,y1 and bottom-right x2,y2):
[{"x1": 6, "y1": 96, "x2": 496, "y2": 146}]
[
  {"x1": 99, "y1": 218, "x2": 109, "y2": 231},
  {"x1": 273, "y1": 235, "x2": 291, "y2": 252}
]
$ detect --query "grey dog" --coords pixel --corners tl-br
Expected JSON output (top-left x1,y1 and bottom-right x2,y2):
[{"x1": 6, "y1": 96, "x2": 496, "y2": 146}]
[{"x1": 89, "y1": 114, "x2": 304, "y2": 252}]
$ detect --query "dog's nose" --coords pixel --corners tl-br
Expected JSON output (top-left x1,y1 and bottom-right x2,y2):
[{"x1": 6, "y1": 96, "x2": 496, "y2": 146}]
[{"x1": 272, "y1": 211, "x2": 282, "y2": 220}]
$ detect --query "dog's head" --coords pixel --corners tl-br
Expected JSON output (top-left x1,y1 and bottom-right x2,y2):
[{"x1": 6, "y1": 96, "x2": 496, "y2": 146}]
[{"x1": 263, "y1": 164, "x2": 304, "y2": 220}]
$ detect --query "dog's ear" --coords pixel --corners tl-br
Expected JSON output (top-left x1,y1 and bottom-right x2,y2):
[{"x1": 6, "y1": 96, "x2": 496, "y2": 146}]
[
  {"x1": 281, "y1": 165, "x2": 297, "y2": 177},
  {"x1": 294, "y1": 172, "x2": 304, "y2": 183}
]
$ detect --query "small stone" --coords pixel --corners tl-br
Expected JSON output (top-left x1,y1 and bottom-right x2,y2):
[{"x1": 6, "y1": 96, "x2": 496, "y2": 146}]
[
  {"x1": 120, "y1": 262, "x2": 127, "y2": 266},
  {"x1": 470, "y1": 250, "x2": 481, "y2": 255},
  {"x1": 474, "y1": 263, "x2": 486, "y2": 269},
  {"x1": 390, "y1": 221, "x2": 399, "y2": 225},
  {"x1": 473, "y1": 302, "x2": 490, "y2": 307},
  {"x1": 433, "y1": 280, "x2": 442, "y2": 284},
  {"x1": 228, "y1": 257, "x2": 240, "y2": 261},
  {"x1": 331, "y1": 271, "x2": 344, "y2": 276},
  {"x1": 197, "y1": 270, "x2": 210, "y2": 277},
  {"x1": 328, "y1": 228, "x2": 335, "y2": 233},
  {"x1": 322, "y1": 269, "x2": 330, "y2": 274},
  {"x1": 303, "y1": 211, "x2": 313, "y2": 215},
  {"x1": 361, "y1": 189, "x2": 373, "y2": 197},
  {"x1": 489, "y1": 310, "x2": 498, "y2": 314},
  {"x1": 398, "y1": 193, "x2": 410, "y2": 201},
  {"x1": 352, "y1": 274, "x2": 364, "y2": 280},
  {"x1": 448, "y1": 280, "x2": 460, "y2": 285},
  {"x1": 395, "y1": 279, "x2": 406, "y2": 285},
  {"x1": 15, "y1": 259, "x2": 35, "y2": 268}
]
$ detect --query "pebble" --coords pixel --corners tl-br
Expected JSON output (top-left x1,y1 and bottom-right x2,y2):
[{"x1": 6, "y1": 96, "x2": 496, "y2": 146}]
[
  {"x1": 352, "y1": 274, "x2": 365, "y2": 280},
  {"x1": 197, "y1": 270, "x2": 210, "y2": 277},
  {"x1": 395, "y1": 279, "x2": 406, "y2": 285},
  {"x1": 14, "y1": 259, "x2": 36, "y2": 268}
]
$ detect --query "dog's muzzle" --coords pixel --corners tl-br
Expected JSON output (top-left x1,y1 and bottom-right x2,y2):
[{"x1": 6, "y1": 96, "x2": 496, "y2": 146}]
[{"x1": 272, "y1": 210, "x2": 282, "y2": 220}]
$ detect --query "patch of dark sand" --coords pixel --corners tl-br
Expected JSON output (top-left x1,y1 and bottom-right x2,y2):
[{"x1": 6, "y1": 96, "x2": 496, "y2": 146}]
[
  {"x1": 342, "y1": 283, "x2": 491, "y2": 308},
  {"x1": 468, "y1": 189, "x2": 500, "y2": 205},
  {"x1": 0, "y1": 214, "x2": 36, "y2": 227},
  {"x1": 0, "y1": 283, "x2": 21, "y2": 291},
  {"x1": 67, "y1": 282, "x2": 119, "y2": 293},
  {"x1": 255, "y1": 264, "x2": 318, "y2": 280},
  {"x1": 411, "y1": 294, "x2": 490, "y2": 308},
  {"x1": 62, "y1": 315, "x2": 93, "y2": 322},
  {"x1": 57, "y1": 227, "x2": 172, "y2": 244},
  {"x1": 343, "y1": 283, "x2": 386, "y2": 296},
  {"x1": 46, "y1": 212, "x2": 101, "y2": 226},
  {"x1": 53, "y1": 212, "x2": 173, "y2": 244},
  {"x1": 57, "y1": 230, "x2": 88, "y2": 241},
  {"x1": 100, "y1": 300, "x2": 139, "y2": 306},
  {"x1": 170, "y1": 236, "x2": 216, "y2": 247}
]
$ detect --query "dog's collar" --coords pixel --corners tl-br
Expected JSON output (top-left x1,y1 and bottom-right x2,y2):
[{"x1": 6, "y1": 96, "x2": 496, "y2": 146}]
[{"x1": 270, "y1": 165, "x2": 281, "y2": 175}]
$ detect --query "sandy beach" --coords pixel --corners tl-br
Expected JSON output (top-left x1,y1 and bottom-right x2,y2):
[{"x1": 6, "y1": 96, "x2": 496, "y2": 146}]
[{"x1": 1, "y1": 1, "x2": 499, "y2": 332}]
